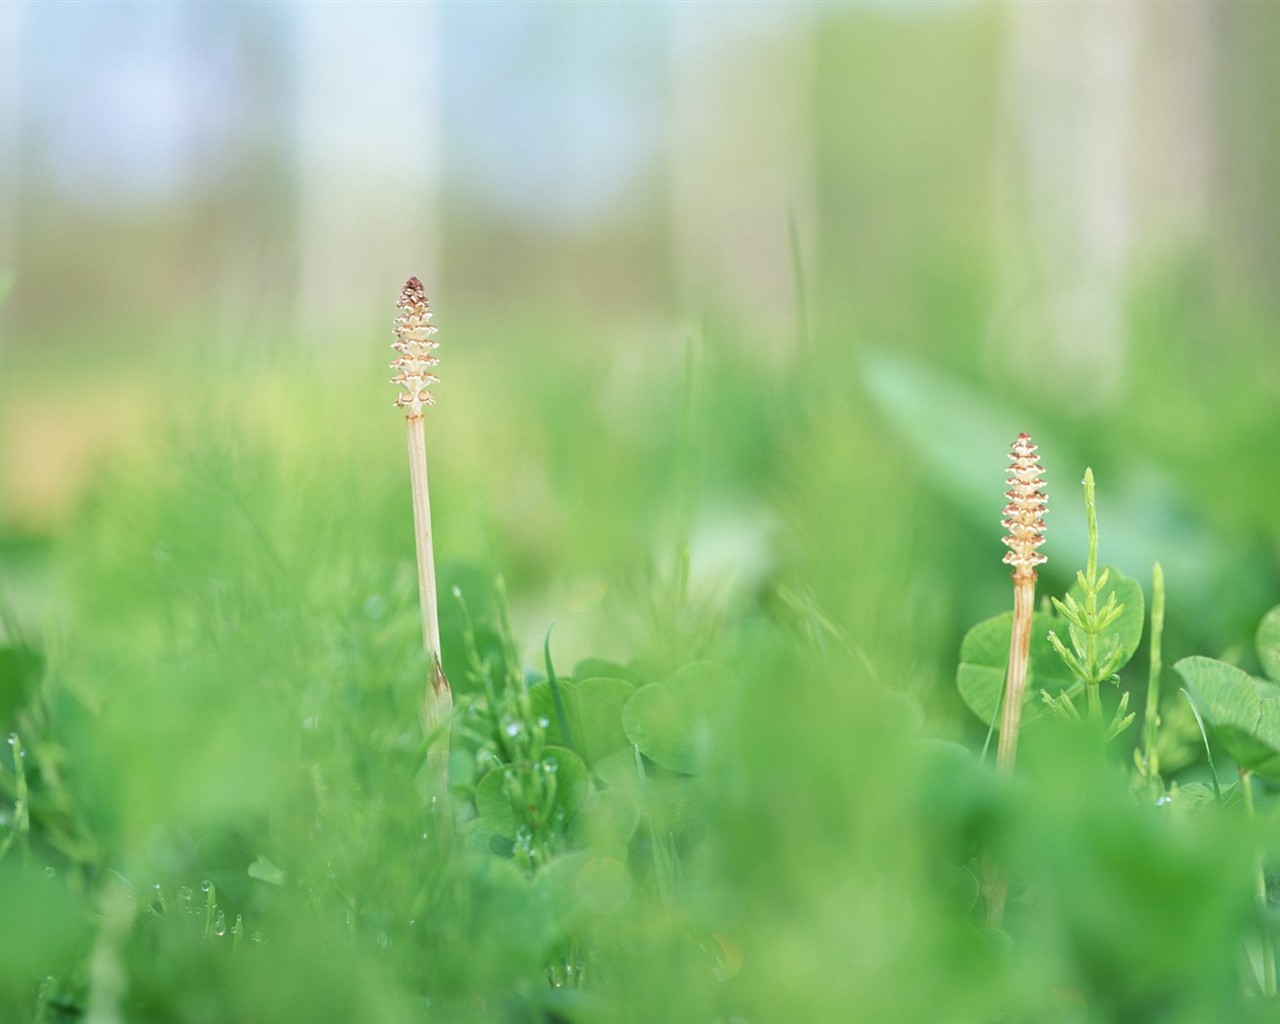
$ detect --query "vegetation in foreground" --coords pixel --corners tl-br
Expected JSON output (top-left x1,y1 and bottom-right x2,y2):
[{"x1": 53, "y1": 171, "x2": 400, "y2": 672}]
[{"x1": 1, "y1": 275, "x2": 1280, "y2": 1024}]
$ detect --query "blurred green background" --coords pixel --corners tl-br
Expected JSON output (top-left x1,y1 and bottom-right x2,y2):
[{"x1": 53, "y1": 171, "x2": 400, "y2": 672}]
[{"x1": 2, "y1": 2, "x2": 1280, "y2": 1021}]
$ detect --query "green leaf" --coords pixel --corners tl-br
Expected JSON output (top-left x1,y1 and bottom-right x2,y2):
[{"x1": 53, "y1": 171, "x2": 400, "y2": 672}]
[
  {"x1": 0, "y1": 644, "x2": 42, "y2": 733},
  {"x1": 475, "y1": 768, "x2": 521, "y2": 838},
  {"x1": 622, "y1": 662, "x2": 734, "y2": 773},
  {"x1": 956, "y1": 611, "x2": 1076, "y2": 727},
  {"x1": 475, "y1": 745, "x2": 591, "y2": 838},
  {"x1": 0, "y1": 863, "x2": 90, "y2": 986},
  {"x1": 247, "y1": 855, "x2": 287, "y2": 886},
  {"x1": 572, "y1": 855, "x2": 633, "y2": 915},
  {"x1": 545, "y1": 745, "x2": 591, "y2": 822},
  {"x1": 1174, "y1": 656, "x2": 1280, "y2": 781},
  {"x1": 529, "y1": 677, "x2": 637, "y2": 767},
  {"x1": 1170, "y1": 781, "x2": 1218, "y2": 811},
  {"x1": 1066, "y1": 565, "x2": 1144, "y2": 673},
  {"x1": 568, "y1": 789, "x2": 640, "y2": 855},
  {"x1": 573, "y1": 658, "x2": 647, "y2": 688},
  {"x1": 1257, "y1": 605, "x2": 1280, "y2": 683}
]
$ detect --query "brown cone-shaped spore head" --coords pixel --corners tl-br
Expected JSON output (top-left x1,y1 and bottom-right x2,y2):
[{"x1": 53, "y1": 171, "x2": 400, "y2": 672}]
[
  {"x1": 1001, "y1": 432, "x2": 1047, "y2": 580},
  {"x1": 399, "y1": 277, "x2": 427, "y2": 310},
  {"x1": 391, "y1": 278, "x2": 439, "y2": 413}
]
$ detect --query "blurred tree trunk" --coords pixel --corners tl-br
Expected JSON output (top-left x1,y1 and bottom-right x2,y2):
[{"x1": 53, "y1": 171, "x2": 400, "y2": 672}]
[
  {"x1": 1213, "y1": 4, "x2": 1280, "y2": 320},
  {"x1": 0, "y1": 0, "x2": 23, "y2": 301},
  {"x1": 998, "y1": 0, "x2": 1213, "y2": 398},
  {"x1": 293, "y1": 3, "x2": 440, "y2": 343},
  {"x1": 667, "y1": 5, "x2": 815, "y2": 350}
]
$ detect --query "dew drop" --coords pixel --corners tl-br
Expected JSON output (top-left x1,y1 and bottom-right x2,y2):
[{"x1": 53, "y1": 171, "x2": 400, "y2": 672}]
[
  {"x1": 537, "y1": 717, "x2": 551, "y2": 729},
  {"x1": 201, "y1": 880, "x2": 213, "y2": 893},
  {"x1": 505, "y1": 722, "x2": 522, "y2": 738},
  {"x1": 43, "y1": 866, "x2": 55, "y2": 879}
]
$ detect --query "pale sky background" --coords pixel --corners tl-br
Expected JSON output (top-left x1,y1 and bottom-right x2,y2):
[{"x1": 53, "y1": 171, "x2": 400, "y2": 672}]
[{"x1": 3, "y1": 1, "x2": 949, "y2": 223}]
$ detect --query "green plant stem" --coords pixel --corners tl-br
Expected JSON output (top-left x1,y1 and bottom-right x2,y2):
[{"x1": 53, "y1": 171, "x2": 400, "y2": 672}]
[
  {"x1": 1081, "y1": 469, "x2": 1102, "y2": 721},
  {"x1": 544, "y1": 627, "x2": 576, "y2": 755},
  {"x1": 203, "y1": 882, "x2": 217, "y2": 940},
  {"x1": 1142, "y1": 563, "x2": 1165, "y2": 786},
  {"x1": 1085, "y1": 680, "x2": 1102, "y2": 722},
  {"x1": 85, "y1": 873, "x2": 138, "y2": 1024},
  {"x1": 11, "y1": 733, "x2": 29, "y2": 861},
  {"x1": 981, "y1": 850, "x2": 1007, "y2": 931},
  {"x1": 1242, "y1": 769, "x2": 1277, "y2": 997},
  {"x1": 1083, "y1": 468, "x2": 1099, "y2": 581}
]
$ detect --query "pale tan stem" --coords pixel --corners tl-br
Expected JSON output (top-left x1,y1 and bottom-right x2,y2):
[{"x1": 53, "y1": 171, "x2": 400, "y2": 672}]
[
  {"x1": 997, "y1": 574, "x2": 1037, "y2": 775},
  {"x1": 406, "y1": 412, "x2": 443, "y2": 665},
  {"x1": 986, "y1": 433, "x2": 1046, "y2": 929},
  {"x1": 405, "y1": 411, "x2": 452, "y2": 835},
  {"x1": 985, "y1": 570, "x2": 1038, "y2": 929}
]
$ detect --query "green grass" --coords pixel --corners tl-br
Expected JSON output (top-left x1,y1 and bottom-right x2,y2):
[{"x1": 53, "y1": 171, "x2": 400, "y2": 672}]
[{"x1": 2, "y1": 272, "x2": 1280, "y2": 1023}]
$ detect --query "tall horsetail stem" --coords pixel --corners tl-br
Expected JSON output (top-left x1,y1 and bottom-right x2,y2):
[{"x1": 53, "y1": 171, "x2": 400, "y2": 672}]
[
  {"x1": 997, "y1": 432, "x2": 1047, "y2": 775},
  {"x1": 391, "y1": 279, "x2": 453, "y2": 755},
  {"x1": 985, "y1": 432, "x2": 1048, "y2": 928}
]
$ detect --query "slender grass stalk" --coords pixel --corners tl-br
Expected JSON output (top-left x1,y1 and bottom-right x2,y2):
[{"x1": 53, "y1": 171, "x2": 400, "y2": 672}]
[
  {"x1": 985, "y1": 432, "x2": 1047, "y2": 929},
  {"x1": 390, "y1": 278, "x2": 453, "y2": 808},
  {"x1": 8, "y1": 732, "x2": 29, "y2": 861},
  {"x1": 1082, "y1": 470, "x2": 1103, "y2": 720},
  {"x1": 1241, "y1": 769, "x2": 1277, "y2": 997},
  {"x1": 1138, "y1": 562, "x2": 1165, "y2": 794},
  {"x1": 84, "y1": 873, "x2": 138, "y2": 1024},
  {"x1": 997, "y1": 433, "x2": 1048, "y2": 775}
]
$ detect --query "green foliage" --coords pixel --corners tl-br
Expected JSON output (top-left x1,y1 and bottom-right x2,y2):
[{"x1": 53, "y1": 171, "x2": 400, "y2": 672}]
[
  {"x1": 0, "y1": 643, "x2": 41, "y2": 736},
  {"x1": 955, "y1": 444, "x2": 1280, "y2": 1010},
  {"x1": 2, "y1": 282, "x2": 1280, "y2": 1022},
  {"x1": 1175, "y1": 605, "x2": 1280, "y2": 782},
  {"x1": 621, "y1": 662, "x2": 734, "y2": 774},
  {"x1": 1040, "y1": 470, "x2": 1142, "y2": 737},
  {"x1": 1259, "y1": 605, "x2": 1280, "y2": 683},
  {"x1": 528, "y1": 675, "x2": 635, "y2": 768},
  {"x1": 1049, "y1": 566, "x2": 1145, "y2": 688},
  {"x1": 957, "y1": 610, "x2": 1075, "y2": 729},
  {"x1": 956, "y1": 561, "x2": 1142, "y2": 737}
]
